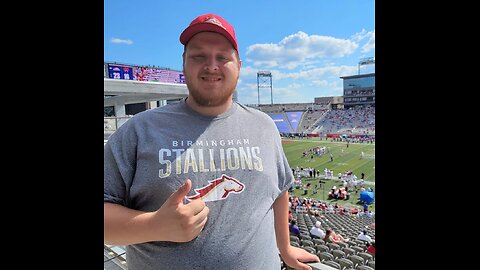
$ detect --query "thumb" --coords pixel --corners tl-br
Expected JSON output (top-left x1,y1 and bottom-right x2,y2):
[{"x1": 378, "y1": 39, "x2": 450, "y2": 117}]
[{"x1": 168, "y1": 179, "x2": 192, "y2": 205}]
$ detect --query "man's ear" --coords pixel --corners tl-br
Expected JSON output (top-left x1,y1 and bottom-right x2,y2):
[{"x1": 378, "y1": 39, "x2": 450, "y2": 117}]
[{"x1": 182, "y1": 52, "x2": 186, "y2": 72}]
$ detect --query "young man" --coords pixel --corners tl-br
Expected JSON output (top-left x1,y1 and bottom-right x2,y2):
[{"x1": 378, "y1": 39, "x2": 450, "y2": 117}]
[{"x1": 104, "y1": 13, "x2": 319, "y2": 270}]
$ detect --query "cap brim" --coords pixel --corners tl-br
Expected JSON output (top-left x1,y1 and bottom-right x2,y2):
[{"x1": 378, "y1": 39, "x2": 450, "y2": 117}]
[{"x1": 180, "y1": 23, "x2": 238, "y2": 51}]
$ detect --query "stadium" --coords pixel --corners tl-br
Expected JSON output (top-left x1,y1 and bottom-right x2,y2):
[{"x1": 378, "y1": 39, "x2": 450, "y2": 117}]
[{"x1": 104, "y1": 59, "x2": 376, "y2": 270}]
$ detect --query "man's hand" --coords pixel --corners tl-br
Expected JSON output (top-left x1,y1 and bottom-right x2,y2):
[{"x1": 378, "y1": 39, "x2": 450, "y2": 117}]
[
  {"x1": 281, "y1": 246, "x2": 320, "y2": 270},
  {"x1": 152, "y1": 179, "x2": 209, "y2": 242}
]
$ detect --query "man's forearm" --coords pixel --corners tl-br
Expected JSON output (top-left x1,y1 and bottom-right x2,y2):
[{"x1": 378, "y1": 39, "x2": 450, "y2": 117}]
[
  {"x1": 104, "y1": 202, "x2": 156, "y2": 245},
  {"x1": 273, "y1": 191, "x2": 290, "y2": 254}
]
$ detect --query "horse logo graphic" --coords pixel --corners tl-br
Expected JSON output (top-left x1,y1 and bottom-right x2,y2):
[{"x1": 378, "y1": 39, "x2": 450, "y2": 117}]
[{"x1": 186, "y1": 174, "x2": 245, "y2": 202}]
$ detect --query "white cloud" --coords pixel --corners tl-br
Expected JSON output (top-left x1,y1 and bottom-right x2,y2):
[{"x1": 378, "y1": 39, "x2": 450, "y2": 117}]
[
  {"x1": 351, "y1": 29, "x2": 375, "y2": 53},
  {"x1": 237, "y1": 29, "x2": 374, "y2": 104},
  {"x1": 311, "y1": 80, "x2": 329, "y2": 88},
  {"x1": 361, "y1": 30, "x2": 375, "y2": 53},
  {"x1": 351, "y1": 29, "x2": 369, "y2": 42},
  {"x1": 245, "y1": 31, "x2": 358, "y2": 69},
  {"x1": 273, "y1": 65, "x2": 357, "y2": 81},
  {"x1": 237, "y1": 65, "x2": 357, "y2": 96},
  {"x1": 111, "y1": 38, "x2": 133, "y2": 45}
]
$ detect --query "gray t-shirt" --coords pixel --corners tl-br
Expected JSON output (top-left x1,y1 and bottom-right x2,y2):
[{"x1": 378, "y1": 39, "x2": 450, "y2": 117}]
[{"x1": 104, "y1": 99, "x2": 294, "y2": 270}]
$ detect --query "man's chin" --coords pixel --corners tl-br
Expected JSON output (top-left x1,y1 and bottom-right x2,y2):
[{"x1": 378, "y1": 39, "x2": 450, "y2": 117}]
[
  {"x1": 197, "y1": 99, "x2": 222, "y2": 107},
  {"x1": 190, "y1": 95, "x2": 231, "y2": 107}
]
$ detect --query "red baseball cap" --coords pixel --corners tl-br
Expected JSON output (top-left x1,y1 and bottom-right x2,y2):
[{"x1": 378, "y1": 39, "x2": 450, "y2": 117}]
[{"x1": 180, "y1": 13, "x2": 238, "y2": 52}]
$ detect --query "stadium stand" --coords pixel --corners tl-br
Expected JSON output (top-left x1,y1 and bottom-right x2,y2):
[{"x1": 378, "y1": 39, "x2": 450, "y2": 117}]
[
  {"x1": 269, "y1": 113, "x2": 293, "y2": 133},
  {"x1": 251, "y1": 102, "x2": 374, "y2": 141},
  {"x1": 285, "y1": 111, "x2": 304, "y2": 132},
  {"x1": 312, "y1": 106, "x2": 375, "y2": 136},
  {"x1": 282, "y1": 201, "x2": 375, "y2": 270}
]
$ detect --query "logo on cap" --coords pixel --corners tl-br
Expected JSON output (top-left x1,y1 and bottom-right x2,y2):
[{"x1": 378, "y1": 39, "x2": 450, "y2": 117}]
[
  {"x1": 203, "y1": 17, "x2": 226, "y2": 30},
  {"x1": 180, "y1": 13, "x2": 239, "y2": 52}
]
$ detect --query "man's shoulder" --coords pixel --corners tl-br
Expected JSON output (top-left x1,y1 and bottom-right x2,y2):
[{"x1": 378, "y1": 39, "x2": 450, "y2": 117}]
[
  {"x1": 235, "y1": 103, "x2": 274, "y2": 120},
  {"x1": 141, "y1": 101, "x2": 186, "y2": 116}
]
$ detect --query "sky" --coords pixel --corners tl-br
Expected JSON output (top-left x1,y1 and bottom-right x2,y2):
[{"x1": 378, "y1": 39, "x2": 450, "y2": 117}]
[{"x1": 104, "y1": 0, "x2": 375, "y2": 105}]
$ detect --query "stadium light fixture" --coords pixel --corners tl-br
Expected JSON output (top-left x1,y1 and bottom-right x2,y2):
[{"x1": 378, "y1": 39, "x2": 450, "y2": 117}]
[
  {"x1": 358, "y1": 57, "x2": 375, "y2": 75},
  {"x1": 257, "y1": 71, "x2": 273, "y2": 105}
]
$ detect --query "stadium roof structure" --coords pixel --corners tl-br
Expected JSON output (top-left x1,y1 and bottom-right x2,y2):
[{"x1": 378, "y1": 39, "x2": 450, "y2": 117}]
[
  {"x1": 104, "y1": 78, "x2": 188, "y2": 107},
  {"x1": 339, "y1": 72, "x2": 375, "y2": 80}
]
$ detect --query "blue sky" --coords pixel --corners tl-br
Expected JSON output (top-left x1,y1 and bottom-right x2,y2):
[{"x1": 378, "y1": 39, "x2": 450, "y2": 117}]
[{"x1": 104, "y1": 0, "x2": 375, "y2": 105}]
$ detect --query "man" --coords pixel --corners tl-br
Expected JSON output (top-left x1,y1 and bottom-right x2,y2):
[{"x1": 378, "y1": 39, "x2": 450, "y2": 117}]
[
  {"x1": 357, "y1": 229, "x2": 373, "y2": 243},
  {"x1": 104, "y1": 13, "x2": 319, "y2": 270},
  {"x1": 309, "y1": 221, "x2": 325, "y2": 239},
  {"x1": 289, "y1": 219, "x2": 301, "y2": 237}
]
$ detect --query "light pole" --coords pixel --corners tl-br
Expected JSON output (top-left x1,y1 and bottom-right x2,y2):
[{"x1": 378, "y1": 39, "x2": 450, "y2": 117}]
[
  {"x1": 358, "y1": 57, "x2": 375, "y2": 75},
  {"x1": 257, "y1": 71, "x2": 273, "y2": 104}
]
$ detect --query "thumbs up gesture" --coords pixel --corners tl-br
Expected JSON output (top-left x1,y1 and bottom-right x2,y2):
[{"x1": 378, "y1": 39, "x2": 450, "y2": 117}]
[{"x1": 153, "y1": 179, "x2": 209, "y2": 242}]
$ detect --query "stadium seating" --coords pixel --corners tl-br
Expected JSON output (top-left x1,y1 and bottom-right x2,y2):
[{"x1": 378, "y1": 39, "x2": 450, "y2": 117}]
[
  {"x1": 285, "y1": 202, "x2": 375, "y2": 270},
  {"x1": 342, "y1": 247, "x2": 356, "y2": 257},
  {"x1": 348, "y1": 254, "x2": 365, "y2": 268},
  {"x1": 337, "y1": 257, "x2": 354, "y2": 270},
  {"x1": 318, "y1": 251, "x2": 334, "y2": 262},
  {"x1": 357, "y1": 265, "x2": 374, "y2": 270},
  {"x1": 357, "y1": 252, "x2": 374, "y2": 264},
  {"x1": 323, "y1": 260, "x2": 341, "y2": 269}
]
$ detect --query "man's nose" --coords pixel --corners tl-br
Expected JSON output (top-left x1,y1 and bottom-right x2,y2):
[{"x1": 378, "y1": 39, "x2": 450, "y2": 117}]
[{"x1": 204, "y1": 57, "x2": 219, "y2": 71}]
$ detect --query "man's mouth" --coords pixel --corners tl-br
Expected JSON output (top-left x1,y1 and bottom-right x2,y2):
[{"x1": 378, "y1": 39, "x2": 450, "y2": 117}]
[{"x1": 201, "y1": 76, "x2": 221, "y2": 81}]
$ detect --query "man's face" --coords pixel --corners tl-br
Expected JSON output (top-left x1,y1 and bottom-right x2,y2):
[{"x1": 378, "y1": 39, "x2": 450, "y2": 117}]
[{"x1": 183, "y1": 32, "x2": 241, "y2": 107}]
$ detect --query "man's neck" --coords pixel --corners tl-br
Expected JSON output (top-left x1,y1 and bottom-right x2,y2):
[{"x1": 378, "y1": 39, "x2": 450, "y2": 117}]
[{"x1": 185, "y1": 96, "x2": 233, "y2": 117}]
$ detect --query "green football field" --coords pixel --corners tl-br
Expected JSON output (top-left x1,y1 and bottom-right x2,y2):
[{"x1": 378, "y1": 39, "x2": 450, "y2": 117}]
[{"x1": 282, "y1": 138, "x2": 376, "y2": 213}]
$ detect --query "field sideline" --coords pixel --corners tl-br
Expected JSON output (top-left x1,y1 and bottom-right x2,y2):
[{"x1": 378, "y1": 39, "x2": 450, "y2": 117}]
[{"x1": 282, "y1": 138, "x2": 376, "y2": 213}]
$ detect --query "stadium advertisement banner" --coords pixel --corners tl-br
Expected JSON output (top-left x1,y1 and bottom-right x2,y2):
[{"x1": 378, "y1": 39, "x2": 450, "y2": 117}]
[
  {"x1": 327, "y1": 133, "x2": 375, "y2": 139},
  {"x1": 285, "y1": 111, "x2": 303, "y2": 131},
  {"x1": 133, "y1": 67, "x2": 185, "y2": 84},
  {"x1": 108, "y1": 64, "x2": 134, "y2": 80}
]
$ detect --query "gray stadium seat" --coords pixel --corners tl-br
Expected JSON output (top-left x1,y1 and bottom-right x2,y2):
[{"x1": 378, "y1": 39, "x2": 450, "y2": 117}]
[
  {"x1": 358, "y1": 252, "x2": 374, "y2": 264},
  {"x1": 337, "y1": 258, "x2": 354, "y2": 270},
  {"x1": 337, "y1": 241, "x2": 349, "y2": 249},
  {"x1": 313, "y1": 238, "x2": 325, "y2": 245},
  {"x1": 290, "y1": 235, "x2": 300, "y2": 243},
  {"x1": 290, "y1": 241, "x2": 300, "y2": 247},
  {"x1": 301, "y1": 246, "x2": 316, "y2": 254},
  {"x1": 357, "y1": 265, "x2": 374, "y2": 270},
  {"x1": 315, "y1": 244, "x2": 329, "y2": 253},
  {"x1": 348, "y1": 254, "x2": 365, "y2": 268},
  {"x1": 352, "y1": 245, "x2": 365, "y2": 253},
  {"x1": 327, "y1": 242, "x2": 341, "y2": 251},
  {"x1": 323, "y1": 260, "x2": 341, "y2": 269},
  {"x1": 318, "y1": 251, "x2": 334, "y2": 262},
  {"x1": 301, "y1": 239, "x2": 314, "y2": 247},
  {"x1": 342, "y1": 247, "x2": 356, "y2": 257},
  {"x1": 331, "y1": 249, "x2": 346, "y2": 260},
  {"x1": 300, "y1": 234, "x2": 312, "y2": 241}
]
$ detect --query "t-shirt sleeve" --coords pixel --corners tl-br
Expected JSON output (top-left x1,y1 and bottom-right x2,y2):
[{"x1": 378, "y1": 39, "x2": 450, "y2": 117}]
[
  {"x1": 273, "y1": 127, "x2": 294, "y2": 195},
  {"x1": 104, "y1": 121, "x2": 138, "y2": 207}
]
